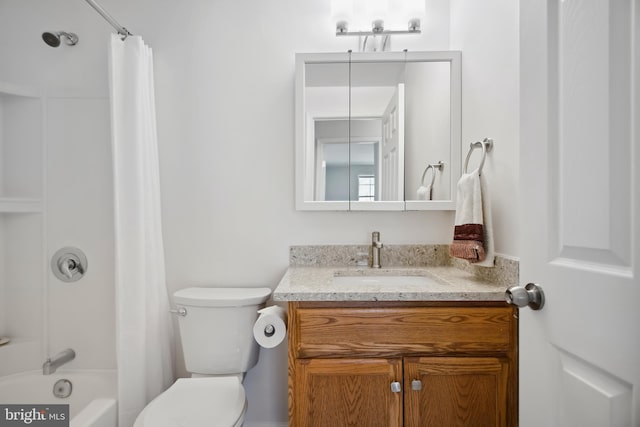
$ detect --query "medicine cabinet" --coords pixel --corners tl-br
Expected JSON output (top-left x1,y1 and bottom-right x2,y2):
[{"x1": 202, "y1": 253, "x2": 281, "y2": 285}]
[{"x1": 295, "y1": 51, "x2": 461, "y2": 211}]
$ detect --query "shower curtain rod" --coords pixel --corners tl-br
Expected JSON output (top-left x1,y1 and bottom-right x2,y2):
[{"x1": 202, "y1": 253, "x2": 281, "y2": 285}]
[{"x1": 84, "y1": 0, "x2": 133, "y2": 38}]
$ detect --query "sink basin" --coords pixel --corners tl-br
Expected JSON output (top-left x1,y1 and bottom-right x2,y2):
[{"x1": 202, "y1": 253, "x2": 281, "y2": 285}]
[{"x1": 332, "y1": 274, "x2": 439, "y2": 287}]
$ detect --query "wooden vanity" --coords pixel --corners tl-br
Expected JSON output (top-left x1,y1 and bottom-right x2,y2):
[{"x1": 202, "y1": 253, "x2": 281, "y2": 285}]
[
  {"x1": 287, "y1": 300, "x2": 518, "y2": 426},
  {"x1": 274, "y1": 261, "x2": 519, "y2": 426}
]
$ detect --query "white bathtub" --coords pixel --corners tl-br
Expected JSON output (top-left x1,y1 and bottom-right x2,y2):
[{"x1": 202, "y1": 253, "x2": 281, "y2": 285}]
[{"x1": 0, "y1": 370, "x2": 117, "y2": 427}]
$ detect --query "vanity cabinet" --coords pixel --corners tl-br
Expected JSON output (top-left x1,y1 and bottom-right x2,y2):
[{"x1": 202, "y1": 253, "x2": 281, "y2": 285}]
[
  {"x1": 295, "y1": 358, "x2": 403, "y2": 426},
  {"x1": 287, "y1": 301, "x2": 518, "y2": 426}
]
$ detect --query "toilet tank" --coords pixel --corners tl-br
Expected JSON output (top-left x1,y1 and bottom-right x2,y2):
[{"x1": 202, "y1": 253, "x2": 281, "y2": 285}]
[{"x1": 173, "y1": 287, "x2": 271, "y2": 375}]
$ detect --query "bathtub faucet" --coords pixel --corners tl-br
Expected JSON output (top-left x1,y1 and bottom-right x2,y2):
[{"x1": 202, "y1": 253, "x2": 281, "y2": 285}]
[{"x1": 43, "y1": 348, "x2": 76, "y2": 375}]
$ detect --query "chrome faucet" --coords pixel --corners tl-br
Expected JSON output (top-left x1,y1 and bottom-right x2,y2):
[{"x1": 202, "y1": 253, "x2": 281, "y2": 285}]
[
  {"x1": 43, "y1": 348, "x2": 76, "y2": 375},
  {"x1": 371, "y1": 231, "x2": 383, "y2": 268}
]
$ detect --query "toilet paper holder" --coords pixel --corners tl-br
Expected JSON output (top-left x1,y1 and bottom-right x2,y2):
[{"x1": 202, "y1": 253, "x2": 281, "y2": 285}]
[
  {"x1": 263, "y1": 324, "x2": 276, "y2": 337},
  {"x1": 253, "y1": 305, "x2": 288, "y2": 348}
]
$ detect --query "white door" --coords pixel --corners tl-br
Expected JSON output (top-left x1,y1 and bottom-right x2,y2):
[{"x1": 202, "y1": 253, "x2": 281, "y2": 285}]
[
  {"x1": 380, "y1": 84, "x2": 404, "y2": 201},
  {"x1": 520, "y1": 1, "x2": 639, "y2": 426}
]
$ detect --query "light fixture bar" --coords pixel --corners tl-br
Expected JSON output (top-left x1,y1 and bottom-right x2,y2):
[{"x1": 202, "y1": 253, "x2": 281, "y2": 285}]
[
  {"x1": 335, "y1": 17, "x2": 421, "y2": 37},
  {"x1": 336, "y1": 28, "x2": 421, "y2": 36}
]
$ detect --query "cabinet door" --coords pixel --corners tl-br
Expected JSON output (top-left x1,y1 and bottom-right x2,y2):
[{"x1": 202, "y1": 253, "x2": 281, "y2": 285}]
[
  {"x1": 404, "y1": 357, "x2": 509, "y2": 427},
  {"x1": 293, "y1": 358, "x2": 403, "y2": 427}
]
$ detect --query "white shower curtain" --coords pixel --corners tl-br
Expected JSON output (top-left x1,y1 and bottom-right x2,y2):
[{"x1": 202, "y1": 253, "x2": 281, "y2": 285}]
[{"x1": 108, "y1": 34, "x2": 175, "y2": 427}]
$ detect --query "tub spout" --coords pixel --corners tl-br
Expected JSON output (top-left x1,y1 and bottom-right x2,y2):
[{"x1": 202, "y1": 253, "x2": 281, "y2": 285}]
[{"x1": 43, "y1": 348, "x2": 76, "y2": 375}]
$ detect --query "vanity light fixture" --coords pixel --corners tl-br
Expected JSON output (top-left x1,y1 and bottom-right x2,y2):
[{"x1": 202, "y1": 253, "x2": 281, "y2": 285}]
[{"x1": 331, "y1": 0, "x2": 425, "y2": 36}]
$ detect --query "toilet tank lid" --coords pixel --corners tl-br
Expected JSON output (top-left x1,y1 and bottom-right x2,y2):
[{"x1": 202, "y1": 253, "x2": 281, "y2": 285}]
[{"x1": 173, "y1": 287, "x2": 271, "y2": 307}]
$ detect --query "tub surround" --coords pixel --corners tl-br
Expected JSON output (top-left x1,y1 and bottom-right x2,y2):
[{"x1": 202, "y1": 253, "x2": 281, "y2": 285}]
[{"x1": 274, "y1": 245, "x2": 518, "y2": 302}]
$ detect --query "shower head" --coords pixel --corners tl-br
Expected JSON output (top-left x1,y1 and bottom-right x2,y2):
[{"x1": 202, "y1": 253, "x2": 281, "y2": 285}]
[{"x1": 42, "y1": 31, "x2": 79, "y2": 48}]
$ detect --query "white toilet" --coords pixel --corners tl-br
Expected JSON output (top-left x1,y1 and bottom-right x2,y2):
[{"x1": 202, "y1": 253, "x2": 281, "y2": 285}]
[{"x1": 134, "y1": 286, "x2": 272, "y2": 427}]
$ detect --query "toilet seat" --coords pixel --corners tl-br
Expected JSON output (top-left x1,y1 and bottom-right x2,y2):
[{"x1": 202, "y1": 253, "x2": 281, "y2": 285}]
[{"x1": 134, "y1": 377, "x2": 247, "y2": 427}]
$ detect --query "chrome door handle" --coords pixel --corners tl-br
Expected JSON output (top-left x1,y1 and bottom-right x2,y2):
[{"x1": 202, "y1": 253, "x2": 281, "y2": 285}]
[{"x1": 505, "y1": 283, "x2": 545, "y2": 310}]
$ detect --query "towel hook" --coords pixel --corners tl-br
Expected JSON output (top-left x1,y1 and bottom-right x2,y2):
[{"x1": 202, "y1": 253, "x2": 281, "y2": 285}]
[{"x1": 463, "y1": 137, "x2": 493, "y2": 175}]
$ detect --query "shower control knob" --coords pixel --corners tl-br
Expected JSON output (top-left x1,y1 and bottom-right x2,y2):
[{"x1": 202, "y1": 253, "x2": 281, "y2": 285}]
[
  {"x1": 51, "y1": 247, "x2": 88, "y2": 283},
  {"x1": 505, "y1": 283, "x2": 545, "y2": 310}
]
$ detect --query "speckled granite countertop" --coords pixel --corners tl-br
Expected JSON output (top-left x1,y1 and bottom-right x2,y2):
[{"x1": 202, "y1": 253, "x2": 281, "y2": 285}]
[
  {"x1": 272, "y1": 245, "x2": 518, "y2": 302},
  {"x1": 273, "y1": 266, "x2": 512, "y2": 302}
]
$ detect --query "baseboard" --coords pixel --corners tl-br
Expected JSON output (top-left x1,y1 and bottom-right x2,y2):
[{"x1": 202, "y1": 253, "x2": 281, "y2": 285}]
[{"x1": 243, "y1": 423, "x2": 288, "y2": 427}]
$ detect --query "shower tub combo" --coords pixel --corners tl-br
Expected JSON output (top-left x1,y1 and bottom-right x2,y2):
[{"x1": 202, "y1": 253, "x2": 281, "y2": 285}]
[
  {"x1": 0, "y1": 370, "x2": 117, "y2": 427},
  {"x1": 0, "y1": 2, "x2": 166, "y2": 427}
]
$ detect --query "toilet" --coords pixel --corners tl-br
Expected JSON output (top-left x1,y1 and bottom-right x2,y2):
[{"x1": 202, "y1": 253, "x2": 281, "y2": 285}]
[{"x1": 134, "y1": 286, "x2": 272, "y2": 427}]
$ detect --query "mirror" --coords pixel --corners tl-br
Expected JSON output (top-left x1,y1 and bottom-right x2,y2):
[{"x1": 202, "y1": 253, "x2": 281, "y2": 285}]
[{"x1": 295, "y1": 51, "x2": 461, "y2": 211}]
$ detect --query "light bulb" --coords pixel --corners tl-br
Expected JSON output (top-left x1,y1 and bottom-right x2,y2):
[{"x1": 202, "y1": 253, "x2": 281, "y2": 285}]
[
  {"x1": 331, "y1": 0, "x2": 354, "y2": 33},
  {"x1": 366, "y1": 0, "x2": 388, "y2": 31},
  {"x1": 403, "y1": 0, "x2": 425, "y2": 31}
]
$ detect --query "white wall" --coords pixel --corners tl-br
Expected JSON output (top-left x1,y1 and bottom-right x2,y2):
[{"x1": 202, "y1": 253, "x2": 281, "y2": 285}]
[
  {"x1": 0, "y1": 0, "x2": 521, "y2": 423},
  {"x1": 450, "y1": 0, "x2": 520, "y2": 258},
  {"x1": 147, "y1": 2, "x2": 452, "y2": 422}
]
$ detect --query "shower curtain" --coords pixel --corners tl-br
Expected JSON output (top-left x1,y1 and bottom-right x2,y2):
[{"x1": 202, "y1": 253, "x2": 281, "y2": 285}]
[{"x1": 108, "y1": 34, "x2": 175, "y2": 427}]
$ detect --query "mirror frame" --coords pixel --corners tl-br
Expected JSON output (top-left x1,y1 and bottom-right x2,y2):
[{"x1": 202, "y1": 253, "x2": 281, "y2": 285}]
[{"x1": 295, "y1": 51, "x2": 461, "y2": 211}]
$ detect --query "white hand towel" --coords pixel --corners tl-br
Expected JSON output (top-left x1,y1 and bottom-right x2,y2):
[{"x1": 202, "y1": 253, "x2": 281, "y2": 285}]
[
  {"x1": 416, "y1": 185, "x2": 432, "y2": 200},
  {"x1": 452, "y1": 169, "x2": 495, "y2": 267},
  {"x1": 454, "y1": 171, "x2": 483, "y2": 225}
]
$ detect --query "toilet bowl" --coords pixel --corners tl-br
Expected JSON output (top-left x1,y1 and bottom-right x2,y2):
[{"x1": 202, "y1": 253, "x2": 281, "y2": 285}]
[
  {"x1": 134, "y1": 377, "x2": 247, "y2": 427},
  {"x1": 134, "y1": 377, "x2": 246, "y2": 427},
  {"x1": 133, "y1": 287, "x2": 271, "y2": 427}
]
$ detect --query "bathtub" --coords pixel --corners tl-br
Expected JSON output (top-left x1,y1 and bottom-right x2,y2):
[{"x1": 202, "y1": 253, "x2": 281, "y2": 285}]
[{"x1": 0, "y1": 369, "x2": 117, "y2": 427}]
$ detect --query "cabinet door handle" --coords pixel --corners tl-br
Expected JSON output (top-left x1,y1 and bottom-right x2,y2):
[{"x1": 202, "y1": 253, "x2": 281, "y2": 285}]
[
  {"x1": 390, "y1": 381, "x2": 402, "y2": 393},
  {"x1": 411, "y1": 379, "x2": 422, "y2": 391}
]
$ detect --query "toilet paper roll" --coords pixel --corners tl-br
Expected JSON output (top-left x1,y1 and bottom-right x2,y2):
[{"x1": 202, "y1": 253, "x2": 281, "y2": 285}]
[{"x1": 253, "y1": 305, "x2": 287, "y2": 348}]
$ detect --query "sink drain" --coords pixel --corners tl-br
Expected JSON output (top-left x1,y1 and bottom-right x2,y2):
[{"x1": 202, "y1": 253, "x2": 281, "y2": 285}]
[{"x1": 53, "y1": 379, "x2": 72, "y2": 398}]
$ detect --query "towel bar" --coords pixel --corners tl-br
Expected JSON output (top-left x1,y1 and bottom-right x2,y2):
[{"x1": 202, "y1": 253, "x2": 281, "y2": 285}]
[{"x1": 463, "y1": 137, "x2": 493, "y2": 175}]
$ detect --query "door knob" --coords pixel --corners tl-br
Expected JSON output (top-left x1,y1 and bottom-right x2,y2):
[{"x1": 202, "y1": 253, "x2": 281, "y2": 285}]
[
  {"x1": 411, "y1": 380, "x2": 422, "y2": 391},
  {"x1": 390, "y1": 382, "x2": 401, "y2": 393},
  {"x1": 505, "y1": 283, "x2": 545, "y2": 310}
]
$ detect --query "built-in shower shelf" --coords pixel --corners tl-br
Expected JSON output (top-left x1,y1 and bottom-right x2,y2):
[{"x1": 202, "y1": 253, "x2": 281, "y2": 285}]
[
  {"x1": 0, "y1": 198, "x2": 43, "y2": 213},
  {"x1": 0, "y1": 81, "x2": 42, "y2": 99}
]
